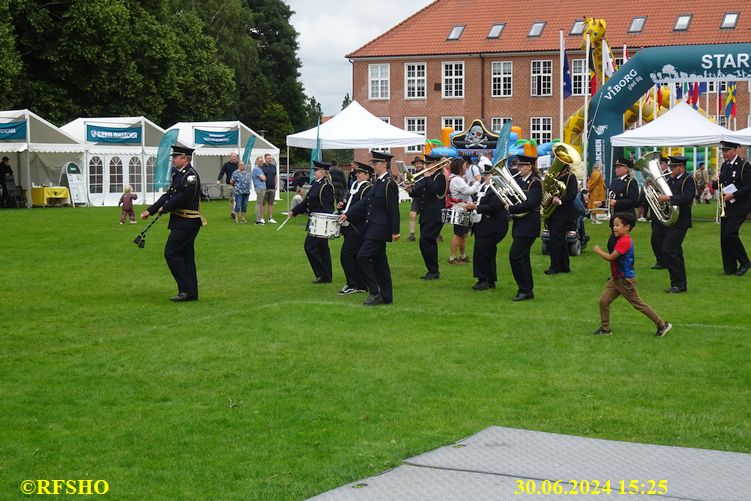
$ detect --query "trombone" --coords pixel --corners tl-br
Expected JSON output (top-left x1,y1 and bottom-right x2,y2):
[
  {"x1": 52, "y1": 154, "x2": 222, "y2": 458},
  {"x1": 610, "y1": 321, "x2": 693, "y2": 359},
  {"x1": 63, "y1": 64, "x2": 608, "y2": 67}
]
[{"x1": 400, "y1": 158, "x2": 450, "y2": 188}]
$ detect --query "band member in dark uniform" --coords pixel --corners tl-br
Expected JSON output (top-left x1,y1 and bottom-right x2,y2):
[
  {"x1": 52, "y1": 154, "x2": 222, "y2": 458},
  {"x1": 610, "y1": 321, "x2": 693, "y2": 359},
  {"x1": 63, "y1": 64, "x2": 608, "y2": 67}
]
[
  {"x1": 407, "y1": 156, "x2": 425, "y2": 241},
  {"x1": 463, "y1": 164, "x2": 508, "y2": 290},
  {"x1": 337, "y1": 161, "x2": 373, "y2": 295},
  {"x1": 714, "y1": 141, "x2": 751, "y2": 276},
  {"x1": 410, "y1": 153, "x2": 446, "y2": 280},
  {"x1": 141, "y1": 146, "x2": 205, "y2": 301},
  {"x1": 290, "y1": 160, "x2": 335, "y2": 283},
  {"x1": 506, "y1": 155, "x2": 542, "y2": 300},
  {"x1": 650, "y1": 157, "x2": 670, "y2": 269},
  {"x1": 658, "y1": 156, "x2": 695, "y2": 293},
  {"x1": 603, "y1": 157, "x2": 640, "y2": 252},
  {"x1": 545, "y1": 161, "x2": 579, "y2": 275},
  {"x1": 340, "y1": 151, "x2": 400, "y2": 305}
]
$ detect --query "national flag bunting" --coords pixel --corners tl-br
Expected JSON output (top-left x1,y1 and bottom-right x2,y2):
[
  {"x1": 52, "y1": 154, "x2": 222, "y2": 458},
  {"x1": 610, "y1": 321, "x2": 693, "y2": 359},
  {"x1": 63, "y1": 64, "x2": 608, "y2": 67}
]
[
  {"x1": 724, "y1": 82, "x2": 737, "y2": 119},
  {"x1": 562, "y1": 49, "x2": 572, "y2": 99}
]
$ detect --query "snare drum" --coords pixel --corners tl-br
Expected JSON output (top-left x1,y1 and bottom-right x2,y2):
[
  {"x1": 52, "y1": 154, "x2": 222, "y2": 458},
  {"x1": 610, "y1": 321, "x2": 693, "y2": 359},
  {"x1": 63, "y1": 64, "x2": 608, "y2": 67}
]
[
  {"x1": 308, "y1": 212, "x2": 341, "y2": 239},
  {"x1": 441, "y1": 207, "x2": 472, "y2": 227}
]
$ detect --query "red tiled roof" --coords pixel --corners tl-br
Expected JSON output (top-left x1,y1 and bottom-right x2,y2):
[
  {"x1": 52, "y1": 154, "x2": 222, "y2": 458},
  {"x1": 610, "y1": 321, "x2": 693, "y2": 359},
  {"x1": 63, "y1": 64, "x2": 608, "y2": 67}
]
[{"x1": 347, "y1": 0, "x2": 751, "y2": 58}]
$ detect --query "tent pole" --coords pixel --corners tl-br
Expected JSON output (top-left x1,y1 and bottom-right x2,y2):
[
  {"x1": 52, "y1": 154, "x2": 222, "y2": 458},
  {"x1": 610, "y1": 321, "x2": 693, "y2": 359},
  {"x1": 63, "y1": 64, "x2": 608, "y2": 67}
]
[
  {"x1": 286, "y1": 145, "x2": 290, "y2": 213},
  {"x1": 25, "y1": 110, "x2": 31, "y2": 207}
]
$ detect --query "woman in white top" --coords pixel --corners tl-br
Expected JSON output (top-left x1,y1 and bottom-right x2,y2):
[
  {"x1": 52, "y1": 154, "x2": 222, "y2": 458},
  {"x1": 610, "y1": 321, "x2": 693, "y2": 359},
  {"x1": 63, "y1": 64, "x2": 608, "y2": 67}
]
[{"x1": 448, "y1": 157, "x2": 481, "y2": 264}]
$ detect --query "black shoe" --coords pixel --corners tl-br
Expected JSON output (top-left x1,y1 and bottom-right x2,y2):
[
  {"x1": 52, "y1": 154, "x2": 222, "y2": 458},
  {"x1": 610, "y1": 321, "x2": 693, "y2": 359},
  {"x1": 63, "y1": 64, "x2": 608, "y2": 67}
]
[
  {"x1": 421, "y1": 272, "x2": 440, "y2": 280},
  {"x1": 592, "y1": 328, "x2": 612, "y2": 335},
  {"x1": 312, "y1": 277, "x2": 332, "y2": 284},
  {"x1": 651, "y1": 263, "x2": 666, "y2": 270},
  {"x1": 656, "y1": 322, "x2": 673, "y2": 337},
  {"x1": 512, "y1": 292, "x2": 534, "y2": 301},
  {"x1": 544, "y1": 268, "x2": 560, "y2": 275},
  {"x1": 230, "y1": 213, "x2": 236, "y2": 220},
  {"x1": 363, "y1": 293, "x2": 384, "y2": 306},
  {"x1": 337, "y1": 285, "x2": 357, "y2": 295},
  {"x1": 488, "y1": 281, "x2": 496, "y2": 289},
  {"x1": 664, "y1": 286, "x2": 687, "y2": 293},
  {"x1": 170, "y1": 292, "x2": 198, "y2": 302},
  {"x1": 472, "y1": 280, "x2": 490, "y2": 290},
  {"x1": 736, "y1": 262, "x2": 751, "y2": 276}
]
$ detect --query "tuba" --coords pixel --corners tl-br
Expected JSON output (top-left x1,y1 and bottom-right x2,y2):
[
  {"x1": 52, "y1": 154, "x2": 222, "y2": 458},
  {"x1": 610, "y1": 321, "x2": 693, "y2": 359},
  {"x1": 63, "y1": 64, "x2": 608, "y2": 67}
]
[
  {"x1": 489, "y1": 157, "x2": 528, "y2": 216},
  {"x1": 637, "y1": 151, "x2": 679, "y2": 226},
  {"x1": 541, "y1": 142, "x2": 581, "y2": 219}
]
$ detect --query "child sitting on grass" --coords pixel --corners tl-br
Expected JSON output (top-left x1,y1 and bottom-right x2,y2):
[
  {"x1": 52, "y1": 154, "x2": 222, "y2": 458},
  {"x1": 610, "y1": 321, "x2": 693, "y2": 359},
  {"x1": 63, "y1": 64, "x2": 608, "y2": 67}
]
[
  {"x1": 118, "y1": 185, "x2": 138, "y2": 224},
  {"x1": 593, "y1": 212, "x2": 672, "y2": 337}
]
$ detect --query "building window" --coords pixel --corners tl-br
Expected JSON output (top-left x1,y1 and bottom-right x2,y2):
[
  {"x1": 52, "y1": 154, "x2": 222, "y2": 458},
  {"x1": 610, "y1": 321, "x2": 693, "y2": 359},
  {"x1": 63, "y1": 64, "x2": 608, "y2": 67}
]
[
  {"x1": 629, "y1": 16, "x2": 646, "y2": 33},
  {"x1": 129, "y1": 157, "x2": 142, "y2": 193},
  {"x1": 89, "y1": 156, "x2": 103, "y2": 194},
  {"x1": 491, "y1": 117, "x2": 512, "y2": 132},
  {"x1": 405, "y1": 63, "x2": 426, "y2": 99},
  {"x1": 372, "y1": 118, "x2": 391, "y2": 153},
  {"x1": 614, "y1": 57, "x2": 624, "y2": 70},
  {"x1": 146, "y1": 156, "x2": 156, "y2": 191},
  {"x1": 491, "y1": 61, "x2": 513, "y2": 97},
  {"x1": 571, "y1": 59, "x2": 590, "y2": 96},
  {"x1": 530, "y1": 117, "x2": 552, "y2": 144},
  {"x1": 109, "y1": 156, "x2": 123, "y2": 193},
  {"x1": 721, "y1": 12, "x2": 739, "y2": 29},
  {"x1": 405, "y1": 117, "x2": 426, "y2": 153},
  {"x1": 442, "y1": 62, "x2": 464, "y2": 98},
  {"x1": 529, "y1": 21, "x2": 545, "y2": 37},
  {"x1": 707, "y1": 81, "x2": 718, "y2": 93},
  {"x1": 530, "y1": 60, "x2": 552, "y2": 96},
  {"x1": 487, "y1": 23, "x2": 505, "y2": 39},
  {"x1": 570, "y1": 20, "x2": 585, "y2": 35},
  {"x1": 714, "y1": 115, "x2": 728, "y2": 127},
  {"x1": 674, "y1": 14, "x2": 692, "y2": 31},
  {"x1": 368, "y1": 64, "x2": 389, "y2": 100},
  {"x1": 447, "y1": 25, "x2": 464, "y2": 40},
  {"x1": 442, "y1": 116, "x2": 464, "y2": 133}
]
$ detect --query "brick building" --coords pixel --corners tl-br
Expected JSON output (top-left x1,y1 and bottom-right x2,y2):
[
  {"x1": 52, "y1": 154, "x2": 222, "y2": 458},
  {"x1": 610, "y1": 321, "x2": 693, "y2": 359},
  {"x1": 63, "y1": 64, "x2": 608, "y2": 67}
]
[{"x1": 346, "y1": 0, "x2": 751, "y2": 164}]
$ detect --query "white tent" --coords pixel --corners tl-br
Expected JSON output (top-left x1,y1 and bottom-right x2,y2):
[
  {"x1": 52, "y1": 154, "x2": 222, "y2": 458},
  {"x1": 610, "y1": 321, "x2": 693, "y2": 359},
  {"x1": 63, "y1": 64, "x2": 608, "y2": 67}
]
[
  {"x1": 62, "y1": 116, "x2": 168, "y2": 206},
  {"x1": 286, "y1": 101, "x2": 425, "y2": 149},
  {"x1": 0, "y1": 110, "x2": 85, "y2": 206},
  {"x1": 168, "y1": 121, "x2": 279, "y2": 201},
  {"x1": 723, "y1": 126, "x2": 751, "y2": 145},
  {"x1": 611, "y1": 103, "x2": 731, "y2": 147}
]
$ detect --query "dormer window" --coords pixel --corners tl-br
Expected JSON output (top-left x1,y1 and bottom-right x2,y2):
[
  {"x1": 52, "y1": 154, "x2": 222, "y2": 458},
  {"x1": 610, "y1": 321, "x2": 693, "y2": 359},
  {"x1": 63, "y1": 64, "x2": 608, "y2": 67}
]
[
  {"x1": 487, "y1": 23, "x2": 505, "y2": 39},
  {"x1": 570, "y1": 20, "x2": 586, "y2": 35},
  {"x1": 448, "y1": 25, "x2": 464, "y2": 40},
  {"x1": 529, "y1": 22, "x2": 545, "y2": 37},
  {"x1": 721, "y1": 12, "x2": 739, "y2": 29},
  {"x1": 629, "y1": 16, "x2": 646, "y2": 33},
  {"x1": 674, "y1": 14, "x2": 692, "y2": 31}
]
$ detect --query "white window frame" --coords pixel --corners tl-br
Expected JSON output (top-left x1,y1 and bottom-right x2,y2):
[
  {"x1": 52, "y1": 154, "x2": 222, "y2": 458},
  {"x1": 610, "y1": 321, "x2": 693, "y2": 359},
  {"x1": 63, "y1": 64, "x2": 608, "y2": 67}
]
[
  {"x1": 487, "y1": 23, "x2": 505, "y2": 39},
  {"x1": 109, "y1": 156, "x2": 124, "y2": 194},
  {"x1": 491, "y1": 61, "x2": 513, "y2": 97},
  {"x1": 372, "y1": 117, "x2": 392, "y2": 153},
  {"x1": 128, "y1": 157, "x2": 142, "y2": 193},
  {"x1": 721, "y1": 12, "x2": 739, "y2": 29},
  {"x1": 530, "y1": 117, "x2": 552, "y2": 145},
  {"x1": 674, "y1": 14, "x2": 692, "y2": 31},
  {"x1": 442, "y1": 61, "x2": 464, "y2": 99},
  {"x1": 146, "y1": 156, "x2": 156, "y2": 191},
  {"x1": 629, "y1": 16, "x2": 647, "y2": 33},
  {"x1": 447, "y1": 25, "x2": 465, "y2": 40},
  {"x1": 404, "y1": 117, "x2": 426, "y2": 153},
  {"x1": 404, "y1": 62, "x2": 426, "y2": 100},
  {"x1": 491, "y1": 117, "x2": 512, "y2": 132},
  {"x1": 530, "y1": 60, "x2": 552, "y2": 97},
  {"x1": 89, "y1": 156, "x2": 103, "y2": 194},
  {"x1": 571, "y1": 59, "x2": 590, "y2": 96},
  {"x1": 529, "y1": 22, "x2": 545, "y2": 37},
  {"x1": 442, "y1": 116, "x2": 464, "y2": 133},
  {"x1": 570, "y1": 20, "x2": 585, "y2": 35},
  {"x1": 368, "y1": 63, "x2": 390, "y2": 100}
]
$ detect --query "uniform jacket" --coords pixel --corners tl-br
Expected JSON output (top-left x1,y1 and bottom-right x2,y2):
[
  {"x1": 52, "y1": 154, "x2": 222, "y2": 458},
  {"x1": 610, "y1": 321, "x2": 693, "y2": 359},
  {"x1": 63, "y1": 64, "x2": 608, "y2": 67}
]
[
  {"x1": 411, "y1": 170, "x2": 447, "y2": 224},
  {"x1": 509, "y1": 175, "x2": 542, "y2": 238},
  {"x1": 347, "y1": 173, "x2": 400, "y2": 242},
  {"x1": 667, "y1": 172, "x2": 695, "y2": 229},
  {"x1": 291, "y1": 178, "x2": 335, "y2": 216},
  {"x1": 148, "y1": 164, "x2": 202, "y2": 229},
  {"x1": 472, "y1": 184, "x2": 508, "y2": 237},
  {"x1": 341, "y1": 180, "x2": 372, "y2": 234},
  {"x1": 547, "y1": 171, "x2": 579, "y2": 223},
  {"x1": 609, "y1": 174, "x2": 640, "y2": 217},
  {"x1": 716, "y1": 156, "x2": 751, "y2": 217}
]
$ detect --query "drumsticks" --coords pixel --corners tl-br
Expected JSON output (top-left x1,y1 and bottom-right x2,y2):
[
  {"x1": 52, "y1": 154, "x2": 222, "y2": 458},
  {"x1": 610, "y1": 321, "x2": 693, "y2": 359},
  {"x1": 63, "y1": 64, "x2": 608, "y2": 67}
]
[{"x1": 277, "y1": 215, "x2": 292, "y2": 231}]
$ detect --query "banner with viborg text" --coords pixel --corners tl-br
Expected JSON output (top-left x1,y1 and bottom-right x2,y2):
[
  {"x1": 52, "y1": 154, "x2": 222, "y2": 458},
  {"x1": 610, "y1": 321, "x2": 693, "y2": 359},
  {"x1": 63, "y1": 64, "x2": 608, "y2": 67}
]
[{"x1": 587, "y1": 42, "x2": 751, "y2": 184}]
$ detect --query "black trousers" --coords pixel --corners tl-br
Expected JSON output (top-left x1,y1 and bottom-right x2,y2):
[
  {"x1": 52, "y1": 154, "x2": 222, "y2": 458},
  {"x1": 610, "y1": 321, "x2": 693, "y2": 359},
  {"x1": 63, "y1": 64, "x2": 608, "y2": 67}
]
[
  {"x1": 358, "y1": 239, "x2": 392, "y2": 302},
  {"x1": 304, "y1": 234, "x2": 332, "y2": 281},
  {"x1": 547, "y1": 217, "x2": 571, "y2": 272},
  {"x1": 509, "y1": 236, "x2": 536, "y2": 294},
  {"x1": 473, "y1": 228, "x2": 507, "y2": 283},
  {"x1": 663, "y1": 226, "x2": 689, "y2": 288},
  {"x1": 164, "y1": 226, "x2": 200, "y2": 295},
  {"x1": 419, "y1": 221, "x2": 443, "y2": 274},
  {"x1": 651, "y1": 219, "x2": 667, "y2": 265},
  {"x1": 721, "y1": 215, "x2": 749, "y2": 273},
  {"x1": 340, "y1": 228, "x2": 365, "y2": 289}
]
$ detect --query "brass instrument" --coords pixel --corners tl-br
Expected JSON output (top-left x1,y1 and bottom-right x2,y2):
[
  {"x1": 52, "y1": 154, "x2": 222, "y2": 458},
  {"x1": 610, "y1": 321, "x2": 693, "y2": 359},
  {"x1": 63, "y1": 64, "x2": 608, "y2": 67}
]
[
  {"x1": 489, "y1": 157, "x2": 528, "y2": 217},
  {"x1": 636, "y1": 151, "x2": 679, "y2": 227},
  {"x1": 716, "y1": 182, "x2": 725, "y2": 224},
  {"x1": 605, "y1": 190, "x2": 615, "y2": 220},
  {"x1": 401, "y1": 158, "x2": 450, "y2": 187},
  {"x1": 541, "y1": 142, "x2": 581, "y2": 219}
]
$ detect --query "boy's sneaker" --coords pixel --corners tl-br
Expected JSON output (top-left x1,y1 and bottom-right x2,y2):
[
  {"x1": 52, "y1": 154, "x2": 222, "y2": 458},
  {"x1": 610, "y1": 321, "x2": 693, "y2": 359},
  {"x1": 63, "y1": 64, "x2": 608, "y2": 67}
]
[
  {"x1": 656, "y1": 322, "x2": 672, "y2": 337},
  {"x1": 593, "y1": 328, "x2": 612, "y2": 336},
  {"x1": 268, "y1": 218, "x2": 278, "y2": 224},
  {"x1": 256, "y1": 219, "x2": 265, "y2": 225}
]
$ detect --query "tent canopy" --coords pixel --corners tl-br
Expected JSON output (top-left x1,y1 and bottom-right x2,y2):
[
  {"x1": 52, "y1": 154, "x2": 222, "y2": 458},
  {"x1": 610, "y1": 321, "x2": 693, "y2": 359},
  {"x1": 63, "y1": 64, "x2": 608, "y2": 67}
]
[
  {"x1": 168, "y1": 120, "x2": 278, "y2": 157},
  {"x1": 0, "y1": 109, "x2": 84, "y2": 153},
  {"x1": 723, "y1": 126, "x2": 751, "y2": 145},
  {"x1": 611, "y1": 103, "x2": 731, "y2": 147},
  {"x1": 61, "y1": 116, "x2": 167, "y2": 154},
  {"x1": 286, "y1": 101, "x2": 425, "y2": 149}
]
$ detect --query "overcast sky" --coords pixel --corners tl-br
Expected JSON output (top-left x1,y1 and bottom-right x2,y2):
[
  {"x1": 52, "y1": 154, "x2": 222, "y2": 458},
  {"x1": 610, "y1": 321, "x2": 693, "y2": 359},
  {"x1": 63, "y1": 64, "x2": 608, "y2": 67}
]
[{"x1": 286, "y1": 0, "x2": 433, "y2": 116}]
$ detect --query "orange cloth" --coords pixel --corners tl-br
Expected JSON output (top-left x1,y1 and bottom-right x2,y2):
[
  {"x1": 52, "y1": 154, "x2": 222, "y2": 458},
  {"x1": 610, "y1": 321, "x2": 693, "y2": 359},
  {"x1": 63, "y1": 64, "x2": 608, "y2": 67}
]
[{"x1": 587, "y1": 170, "x2": 606, "y2": 209}]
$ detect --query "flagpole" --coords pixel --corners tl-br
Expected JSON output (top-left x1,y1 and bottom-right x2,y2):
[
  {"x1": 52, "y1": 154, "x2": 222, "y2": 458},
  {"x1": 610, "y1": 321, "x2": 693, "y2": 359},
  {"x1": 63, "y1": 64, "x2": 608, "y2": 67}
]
[
  {"x1": 583, "y1": 33, "x2": 590, "y2": 173},
  {"x1": 559, "y1": 30, "x2": 564, "y2": 140}
]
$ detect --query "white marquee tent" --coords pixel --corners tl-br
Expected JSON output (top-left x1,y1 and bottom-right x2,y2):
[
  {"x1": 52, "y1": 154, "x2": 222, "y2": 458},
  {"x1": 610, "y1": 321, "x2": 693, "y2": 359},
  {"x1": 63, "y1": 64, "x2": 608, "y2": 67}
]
[
  {"x1": 0, "y1": 109, "x2": 85, "y2": 206},
  {"x1": 167, "y1": 121, "x2": 279, "y2": 201},
  {"x1": 723, "y1": 126, "x2": 751, "y2": 145},
  {"x1": 62, "y1": 116, "x2": 168, "y2": 206}
]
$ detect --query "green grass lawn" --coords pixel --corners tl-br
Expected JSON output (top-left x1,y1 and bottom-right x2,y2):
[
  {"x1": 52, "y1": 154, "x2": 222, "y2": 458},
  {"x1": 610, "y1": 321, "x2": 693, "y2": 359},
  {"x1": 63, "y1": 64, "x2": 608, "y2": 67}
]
[{"x1": 1, "y1": 197, "x2": 749, "y2": 499}]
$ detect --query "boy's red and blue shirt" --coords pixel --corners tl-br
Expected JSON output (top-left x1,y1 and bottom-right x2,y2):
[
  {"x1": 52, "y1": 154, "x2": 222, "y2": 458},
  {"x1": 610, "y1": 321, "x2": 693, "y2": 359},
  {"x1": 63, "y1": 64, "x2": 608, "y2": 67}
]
[{"x1": 612, "y1": 234, "x2": 636, "y2": 279}]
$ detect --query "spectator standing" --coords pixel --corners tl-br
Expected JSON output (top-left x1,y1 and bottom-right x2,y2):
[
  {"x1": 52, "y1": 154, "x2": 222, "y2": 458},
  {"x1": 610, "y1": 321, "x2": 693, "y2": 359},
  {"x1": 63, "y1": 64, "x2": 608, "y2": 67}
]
[
  {"x1": 261, "y1": 153, "x2": 278, "y2": 223},
  {"x1": 694, "y1": 162, "x2": 708, "y2": 204},
  {"x1": 216, "y1": 152, "x2": 239, "y2": 220},
  {"x1": 250, "y1": 156, "x2": 267, "y2": 224},
  {"x1": 587, "y1": 162, "x2": 606, "y2": 223},
  {"x1": 118, "y1": 185, "x2": 138, "y2": 224},
  {"x1": 1, "y1": 156, "x2": 14, "y2": 207},
  {"x1": 231, "y1": 160, "x2": 250, "y2": 223}
]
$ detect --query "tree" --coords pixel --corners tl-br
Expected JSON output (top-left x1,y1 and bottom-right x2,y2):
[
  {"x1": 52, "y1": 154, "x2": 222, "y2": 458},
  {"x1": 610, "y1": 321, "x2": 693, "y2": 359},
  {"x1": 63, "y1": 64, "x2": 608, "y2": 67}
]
[
  {"x1": 341, "y1": 93, "x2": 352, "y2": 110},
  {"x1": 259, "y1": 102, "x2": 293, "y2": 145},
  {"x1": 0, "y1": 0, "x2": 22, "y2": 109}
]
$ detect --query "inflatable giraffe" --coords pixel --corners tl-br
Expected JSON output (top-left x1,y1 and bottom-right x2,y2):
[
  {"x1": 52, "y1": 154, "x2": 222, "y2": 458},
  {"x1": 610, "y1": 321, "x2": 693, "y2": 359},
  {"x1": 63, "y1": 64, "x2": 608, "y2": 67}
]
[{"x1": 561, "y1": 17, "x2": 671, "y2": 155}]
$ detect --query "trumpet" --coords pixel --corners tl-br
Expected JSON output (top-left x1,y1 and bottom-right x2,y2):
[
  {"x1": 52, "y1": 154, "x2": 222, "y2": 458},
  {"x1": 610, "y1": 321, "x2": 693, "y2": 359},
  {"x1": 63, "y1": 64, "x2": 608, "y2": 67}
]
[
  {"x1": 716, "y1": 182, "x2": 726, "y2": 223},
  {"x1": 401, "y1": 158, "x2": 450, "y2": 187},
  {"x1": 605, "y1": 190, "x2": 616, "y2": 220}
]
